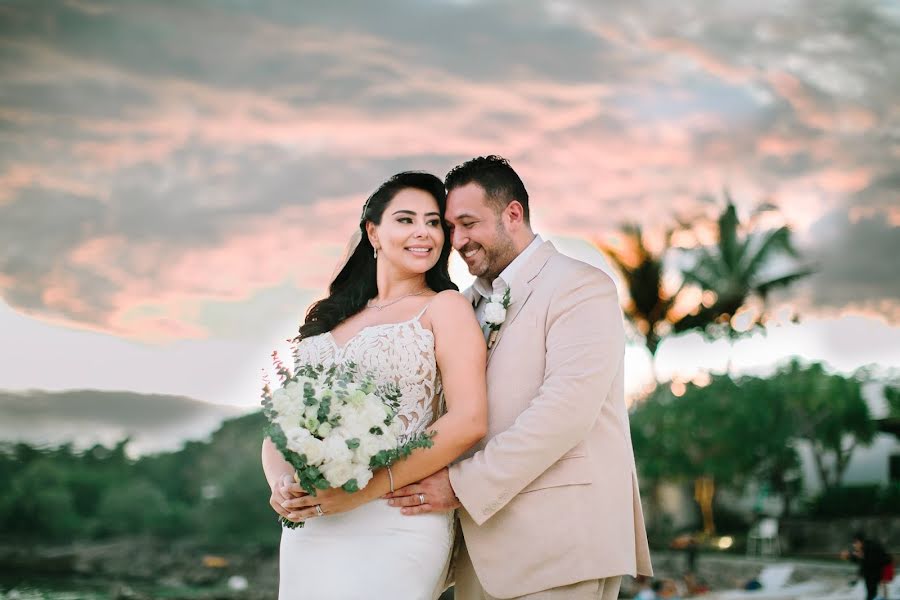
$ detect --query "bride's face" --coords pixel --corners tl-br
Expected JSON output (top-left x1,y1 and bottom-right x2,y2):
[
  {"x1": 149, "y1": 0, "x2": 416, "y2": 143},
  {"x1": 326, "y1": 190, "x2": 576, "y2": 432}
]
[{"x1": 368, "y1": 188, "x2": 444, "y2": 276}]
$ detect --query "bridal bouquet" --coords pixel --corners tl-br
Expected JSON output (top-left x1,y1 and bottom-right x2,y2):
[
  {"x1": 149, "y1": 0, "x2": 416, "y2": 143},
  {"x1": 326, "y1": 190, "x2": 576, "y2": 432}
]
[{"x1": 261, "y1": 352, "x2": 434, "y2": 528}]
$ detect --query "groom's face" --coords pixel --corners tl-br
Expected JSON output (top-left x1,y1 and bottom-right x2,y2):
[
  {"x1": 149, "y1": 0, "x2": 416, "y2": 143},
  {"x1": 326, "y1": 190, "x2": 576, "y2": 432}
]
[{"x1": 445, "y1": 183, "x2": 517, "y2": 281}]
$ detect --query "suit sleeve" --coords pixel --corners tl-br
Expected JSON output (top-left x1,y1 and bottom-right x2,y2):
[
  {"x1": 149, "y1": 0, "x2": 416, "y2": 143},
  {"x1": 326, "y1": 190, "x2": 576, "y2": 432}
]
[{"x1": 448, "y1": 269, "x2": 625, "y2": 525}]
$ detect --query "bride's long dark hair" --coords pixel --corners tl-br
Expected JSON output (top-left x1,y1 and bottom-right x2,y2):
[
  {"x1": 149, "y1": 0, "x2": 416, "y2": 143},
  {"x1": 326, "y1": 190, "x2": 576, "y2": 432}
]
[{"x1": 297, "y1": 171, "x2": 458, "y2": 341}]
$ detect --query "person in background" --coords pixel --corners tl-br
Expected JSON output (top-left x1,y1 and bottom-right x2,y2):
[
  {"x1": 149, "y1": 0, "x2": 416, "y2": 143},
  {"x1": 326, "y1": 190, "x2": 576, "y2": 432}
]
[{"x1": 841, "y1": 531, "x2": 892, "y2": 600}]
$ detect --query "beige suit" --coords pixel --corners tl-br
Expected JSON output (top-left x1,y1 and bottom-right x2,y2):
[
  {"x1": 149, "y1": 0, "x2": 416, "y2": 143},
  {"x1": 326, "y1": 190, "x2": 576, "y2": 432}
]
[{"x1": 449, "y1": 241, "x2": 653, "y2": 599}]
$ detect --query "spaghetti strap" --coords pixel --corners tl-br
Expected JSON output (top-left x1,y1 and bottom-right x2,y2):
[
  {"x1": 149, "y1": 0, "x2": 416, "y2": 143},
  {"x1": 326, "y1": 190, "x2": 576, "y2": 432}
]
[{"x1": 414, "y1": 296, "x2": 438, "y2": 321}]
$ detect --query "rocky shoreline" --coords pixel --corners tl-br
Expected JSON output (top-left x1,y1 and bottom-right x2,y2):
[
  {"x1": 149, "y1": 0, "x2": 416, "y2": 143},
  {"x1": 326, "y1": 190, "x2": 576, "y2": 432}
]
[{"x1": 0, "y1": 537, "x2": 278, "y2": 599}]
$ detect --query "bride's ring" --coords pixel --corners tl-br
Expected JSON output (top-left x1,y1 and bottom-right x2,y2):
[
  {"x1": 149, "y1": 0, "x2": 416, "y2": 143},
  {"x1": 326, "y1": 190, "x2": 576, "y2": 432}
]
[
  {"x1": 314, "y1": 504, "x2": 324, "y2": 517},
  {"x1": 418, "y1": 493, "x2": 426, "y2": 505}
]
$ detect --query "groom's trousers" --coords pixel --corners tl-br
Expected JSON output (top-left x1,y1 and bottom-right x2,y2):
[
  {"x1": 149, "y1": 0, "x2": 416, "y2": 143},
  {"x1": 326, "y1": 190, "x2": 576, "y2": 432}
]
[{"x1": 453, "y1": 541, "x2": 622, "y2": 600}]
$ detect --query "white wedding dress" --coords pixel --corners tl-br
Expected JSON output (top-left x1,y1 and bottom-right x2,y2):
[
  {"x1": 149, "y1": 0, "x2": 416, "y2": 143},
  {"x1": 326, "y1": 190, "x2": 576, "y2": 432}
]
[{"x1": 280, "y1": 308, "x2": 454, "y2": 600}]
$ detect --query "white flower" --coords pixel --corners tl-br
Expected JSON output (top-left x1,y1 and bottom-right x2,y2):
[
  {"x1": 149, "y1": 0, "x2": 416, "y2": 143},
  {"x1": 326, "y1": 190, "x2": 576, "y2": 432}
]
[
  {"x1": 317, "y1": 422, "x2": 333, "y2": 437},
  {"x1": 352, "y1": 463, "x2": 374, "y2": 489},
  {"x1": 346, "y1": 389, "x2": 367, "y2": 407},
  {"x1": 483, "y1": 302, "x2": 507, "y2": 325},
  {"x1": 273, "y1": 392, "x2": 304, "y2": 427},
  {"x1": 323, "y1": 434, "x2": 353, "y2": 464},
  {"x1": 271, "y1": 388, "x2": 294, "y2": 415},
  {"x1": 360, "y1": 397, "x2": 388, "y2": 429},
  {"x1": 283, "y1": 426, "x2": 312, "y2": 453},
  {"x1": 338, "y1": 406, "x2": 368, "y2": 437},
  {"x1": 297, "y1": 437, "x2": 326, "y2": 465},
  {"x1": 354, "y1": 433, "x2": 384, "y2": 463},
  {"x1": 284, "y1": 380, "x2": 303, "y2": 400},
  {"x1": 322, "y1": 460, "x2": 355, "y2": 487}
]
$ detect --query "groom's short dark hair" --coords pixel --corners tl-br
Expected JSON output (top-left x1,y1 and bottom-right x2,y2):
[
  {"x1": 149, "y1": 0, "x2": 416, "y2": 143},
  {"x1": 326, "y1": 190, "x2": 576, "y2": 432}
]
[{"x1": 445, "y1": 155, "x2": 530, "y2": 224}]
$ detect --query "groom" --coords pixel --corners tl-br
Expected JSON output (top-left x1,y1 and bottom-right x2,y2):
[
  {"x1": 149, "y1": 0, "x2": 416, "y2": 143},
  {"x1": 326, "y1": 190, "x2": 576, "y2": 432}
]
[{"x1": 387, "y1": 156, "x2": 653, "y2": 599}]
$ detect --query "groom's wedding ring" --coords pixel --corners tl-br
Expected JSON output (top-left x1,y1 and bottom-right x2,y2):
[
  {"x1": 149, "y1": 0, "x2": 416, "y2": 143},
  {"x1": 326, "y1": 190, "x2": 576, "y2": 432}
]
[
  {"x1": 314, "y1": 504, "x2": 324, "y2": 517},
  {"x1": 418, "y1": 493, "x2": 426, "y2": 505}
]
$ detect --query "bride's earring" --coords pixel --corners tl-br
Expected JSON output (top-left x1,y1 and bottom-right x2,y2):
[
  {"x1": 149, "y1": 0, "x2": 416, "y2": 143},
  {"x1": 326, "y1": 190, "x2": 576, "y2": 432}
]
[{"x1": 373, "y1": 247, "x2": 378, "y2": 259}]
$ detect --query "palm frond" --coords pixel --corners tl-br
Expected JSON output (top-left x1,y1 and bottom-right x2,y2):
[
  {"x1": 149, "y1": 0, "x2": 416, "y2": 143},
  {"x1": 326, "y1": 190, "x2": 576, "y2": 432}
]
[
  {"x1": 717, "y1": 201, "x2": 741, "y2": 273},
  {"x1": 755, "y1": 268, "x2": 816, "y2": 299},
  {"x1": 741, "y1": 226, "x2": 800, "y2": 280}
]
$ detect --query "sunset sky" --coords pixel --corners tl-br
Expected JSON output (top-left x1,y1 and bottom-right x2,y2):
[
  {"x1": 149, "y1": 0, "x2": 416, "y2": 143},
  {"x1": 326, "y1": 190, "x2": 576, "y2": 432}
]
[{"x1": 1, "y1": 0, "x2": 898, "y2": 412}]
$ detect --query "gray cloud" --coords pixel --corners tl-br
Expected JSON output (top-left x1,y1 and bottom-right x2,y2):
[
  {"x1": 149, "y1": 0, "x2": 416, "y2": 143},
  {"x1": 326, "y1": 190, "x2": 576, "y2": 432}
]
[
  {"x1": 0, "y1": 388, "x2": 243, "y2": 454},
  {"x1": 805, "y1": 208, "x2": 900, "y2": 312},
  {"x1": 1, "y1": 0, "x2": 898, "y2": 336}
]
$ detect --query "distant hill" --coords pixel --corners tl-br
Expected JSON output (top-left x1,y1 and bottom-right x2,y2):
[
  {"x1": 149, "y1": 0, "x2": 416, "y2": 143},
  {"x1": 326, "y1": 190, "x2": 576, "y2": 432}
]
[{"x1": 0, "y1": 389, "x2": 248, "y2": 455}]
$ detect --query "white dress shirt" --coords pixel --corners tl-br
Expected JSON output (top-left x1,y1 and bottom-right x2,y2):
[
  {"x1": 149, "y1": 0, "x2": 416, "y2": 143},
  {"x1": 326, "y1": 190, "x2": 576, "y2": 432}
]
[{"x1": 473, "y1": 234, "x2": 543, "y2": 331}]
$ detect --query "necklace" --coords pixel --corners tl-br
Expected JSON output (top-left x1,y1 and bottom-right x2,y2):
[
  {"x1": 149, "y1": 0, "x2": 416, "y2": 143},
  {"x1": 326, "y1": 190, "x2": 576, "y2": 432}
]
[{"x1": 366, "y1": 289, "x2": 428, "y2": 311}]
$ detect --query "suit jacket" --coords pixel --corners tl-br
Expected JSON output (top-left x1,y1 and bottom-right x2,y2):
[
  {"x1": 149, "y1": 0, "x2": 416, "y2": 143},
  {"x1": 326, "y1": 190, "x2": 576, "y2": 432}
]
[{"x1": 448, "y1": 241, "x2": 653, "y2": 598}]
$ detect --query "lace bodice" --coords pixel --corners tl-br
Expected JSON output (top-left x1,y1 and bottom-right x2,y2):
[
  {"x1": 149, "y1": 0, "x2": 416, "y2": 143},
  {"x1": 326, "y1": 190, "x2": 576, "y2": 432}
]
[{"x1": 292, "y1": 313, "x2": 442, "y2": 438}]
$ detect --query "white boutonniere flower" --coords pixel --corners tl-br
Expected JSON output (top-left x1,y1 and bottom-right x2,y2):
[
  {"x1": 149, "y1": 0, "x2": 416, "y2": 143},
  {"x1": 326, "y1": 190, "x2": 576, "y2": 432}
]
[{"x1": 484, "y1": 288, "x2": 511, "y2": 349}]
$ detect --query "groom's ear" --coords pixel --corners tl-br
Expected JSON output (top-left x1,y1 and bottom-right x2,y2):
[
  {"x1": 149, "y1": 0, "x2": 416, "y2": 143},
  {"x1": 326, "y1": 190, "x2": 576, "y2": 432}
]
[{"x1": 504, "y1": 200, "x2": 527, "y2": 229}]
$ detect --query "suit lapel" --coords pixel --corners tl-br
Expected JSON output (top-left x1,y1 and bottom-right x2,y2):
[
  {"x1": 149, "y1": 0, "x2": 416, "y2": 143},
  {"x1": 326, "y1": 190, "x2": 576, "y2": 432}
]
[{"x1": 486, "y1": 241, "x2": 557, "y2": 362}]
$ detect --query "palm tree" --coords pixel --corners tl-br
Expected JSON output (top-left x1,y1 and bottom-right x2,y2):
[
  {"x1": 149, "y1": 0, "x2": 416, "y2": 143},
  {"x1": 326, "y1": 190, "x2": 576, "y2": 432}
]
[
  {"x1": 674, "y1": 194, "x2": 814, "y2": 341},
  {"x1": 596, "y1": 225, "x2": 687, "y2": 379}
]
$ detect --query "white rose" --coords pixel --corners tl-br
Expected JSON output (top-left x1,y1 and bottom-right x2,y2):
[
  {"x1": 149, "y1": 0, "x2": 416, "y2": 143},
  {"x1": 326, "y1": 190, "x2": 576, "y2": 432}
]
[
  {"x1": 284, "y1": 380, "x2": 303, "y2": 400},
  {"x1": 298, "y1": 436, "x2": 325, "y2": 465},
  {"x1": 338, "y1": 407, "x2": 367, "y2": 437},
  {"x1": 382, "y1": 428, "x2": 400, "y2": 449},
  {"x1": 271, "y1": 387, "x2": 289, "y2": 404},
  {"x1": 283, "y1": 426, "x2": 312, "y2": 453},
  {"x1": 354, "y1": 433, "x2": 384, "y2": 463},
  {"x1": 271, "y1": 388, "x2": 291, "y2": 413},
  {"x1": 323, "y1": 434, "x2": 353, "y2": 464},
  {"x1": 483, "y1": 302, "x2": 507, "y2": 324},
  {"x1": 361, "y1": 398, "x2": 388, "y2": 429},
  {"x1": 275, "y1": 395, "x2": 305, "y2": 423},
  {"x1": 322, "y1": 460, "x2": 354, "y2": 487},
  {"x1": 352, "y1": 464, "x2": 374, "y2": 489},
  {"x1": 328, "y1": 399, "x2": 341, "y2": 419},
  {"x1": 347, "y1": 389, "x2": 367, "y2": 407}
]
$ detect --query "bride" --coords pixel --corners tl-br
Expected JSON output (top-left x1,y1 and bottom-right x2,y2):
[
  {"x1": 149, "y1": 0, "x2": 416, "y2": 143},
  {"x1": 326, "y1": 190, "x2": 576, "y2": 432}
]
[{"x1": 261, "y1": 171, "x2": 488, "y2": 599}]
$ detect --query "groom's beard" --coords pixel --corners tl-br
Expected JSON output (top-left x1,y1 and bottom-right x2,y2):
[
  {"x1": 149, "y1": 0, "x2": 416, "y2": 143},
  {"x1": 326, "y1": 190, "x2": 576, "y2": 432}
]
[{"x1": 461, "y1": 233, "x2": 517, "y2": 282}]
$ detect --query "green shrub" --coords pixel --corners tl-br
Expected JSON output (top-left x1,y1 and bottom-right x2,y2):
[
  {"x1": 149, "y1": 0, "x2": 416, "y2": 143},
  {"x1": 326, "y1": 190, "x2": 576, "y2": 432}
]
[{"x1": 807, "y1": 484, "x2": 900, "y2": 517}]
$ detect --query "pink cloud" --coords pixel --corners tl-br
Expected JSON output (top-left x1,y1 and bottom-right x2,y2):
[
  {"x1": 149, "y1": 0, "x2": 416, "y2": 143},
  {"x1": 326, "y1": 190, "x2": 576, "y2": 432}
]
[
  {"x1": 60, "y1": 195, "x2": 362, "y2": 340},
  {"x1": 647, "y1": 36, "x2": 754, "y2": 85},
  {"x1": 0, "y1": 163, "x2": 99, "y2": 203},
  {"x1": 3, "y1": 13, "x2": 896, "y2": 340}
]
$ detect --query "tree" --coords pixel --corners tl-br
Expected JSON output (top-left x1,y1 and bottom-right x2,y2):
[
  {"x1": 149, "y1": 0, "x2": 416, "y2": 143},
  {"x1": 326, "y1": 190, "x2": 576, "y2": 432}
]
[
  {"x1": 596, "y1": 225, "x2": 698, "y2": 380},
  {"x1": 775, "y1": 360, "x2": 876, "y2": 490},
  {"x1": 886, "y1": 384, "x2": 900, "y2": 418},
  {"x1": 632, "y1": 361, "x2": 877, "y2": 531},
  {"x1": 737, "y1": 375, "x2": 804, "y2": 517},
  {"x1": 631, "y1": 370, "x2": 812, "y2": 533},
  {"x1": 674, "y1": 195, "x2": 813, "y2": 341},
  {"x1": 631, "y1": 375, "x2": 785, "y2": 533},
  {"x1": 3, "y1": 460, "x2": 83, "y2": 539},
  {"x1": 95, "y1": 478, "x2": 174, "y2": 537}
]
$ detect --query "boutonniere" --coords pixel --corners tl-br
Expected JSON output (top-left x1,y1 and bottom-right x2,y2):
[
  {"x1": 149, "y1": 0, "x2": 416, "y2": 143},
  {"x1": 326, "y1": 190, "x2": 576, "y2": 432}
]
[{"x1": 484, "y1": 288, "x2": 511, "y2": 349}]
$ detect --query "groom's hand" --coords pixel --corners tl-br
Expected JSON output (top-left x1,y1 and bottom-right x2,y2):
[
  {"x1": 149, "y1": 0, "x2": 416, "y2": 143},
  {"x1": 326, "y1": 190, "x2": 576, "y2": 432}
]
[{"x1": 384, "y1": 468, "x2": 460, "y2": 515}]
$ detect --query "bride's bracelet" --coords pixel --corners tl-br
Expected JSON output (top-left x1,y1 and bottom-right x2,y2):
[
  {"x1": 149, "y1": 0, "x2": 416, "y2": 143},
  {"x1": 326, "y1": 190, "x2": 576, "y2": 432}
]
[{"x1": 387, "y1": 466, "x2": 395, "y2": 493}]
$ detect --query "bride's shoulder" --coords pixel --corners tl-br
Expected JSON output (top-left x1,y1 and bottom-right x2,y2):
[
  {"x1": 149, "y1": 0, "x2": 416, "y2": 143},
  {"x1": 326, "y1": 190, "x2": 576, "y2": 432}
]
[
  {"x1": 424, "y1": 290, "x2": 477, "y2": 326},
  {"x1": 429, "y1": 289, "x2": 471, "y2": 309}
]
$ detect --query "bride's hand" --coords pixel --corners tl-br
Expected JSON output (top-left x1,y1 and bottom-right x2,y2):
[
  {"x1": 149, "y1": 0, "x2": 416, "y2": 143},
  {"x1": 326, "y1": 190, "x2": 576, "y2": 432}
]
[
  {"x1": 269, "y1": 473, "x2": 307, "y2": 521},
  {"x1": 281, "y1": 484, "x2": 369, "y2": 521}
]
